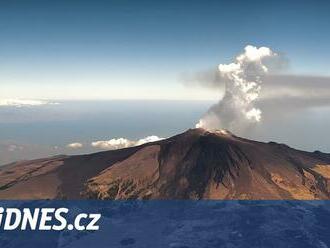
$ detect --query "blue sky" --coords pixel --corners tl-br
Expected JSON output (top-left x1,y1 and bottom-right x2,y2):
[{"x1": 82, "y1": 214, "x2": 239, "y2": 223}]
[{"x1": 1, "y1": 0, "x2": 330, "y2": 100}]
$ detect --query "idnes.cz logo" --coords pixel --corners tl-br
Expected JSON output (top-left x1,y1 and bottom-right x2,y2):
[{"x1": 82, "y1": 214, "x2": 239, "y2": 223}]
[{"x1": 0, "y1": 207, "x2": 101, "y2": 231}]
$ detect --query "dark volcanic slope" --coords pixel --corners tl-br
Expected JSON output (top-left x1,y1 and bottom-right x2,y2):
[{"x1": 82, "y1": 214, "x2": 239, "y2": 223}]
[{"x1": 1, "y1": 129, "x2": 330, "y2": 200}]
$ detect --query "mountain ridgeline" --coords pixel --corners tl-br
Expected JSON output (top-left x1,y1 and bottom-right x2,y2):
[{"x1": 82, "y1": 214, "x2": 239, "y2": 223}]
[{"x1": 0, "y1": 129, "x2": 330, "y2": 200}]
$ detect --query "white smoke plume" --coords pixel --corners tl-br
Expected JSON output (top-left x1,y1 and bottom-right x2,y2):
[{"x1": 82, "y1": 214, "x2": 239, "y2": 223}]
[
  {"x1": 91, "y1": 135, "x2": 163, "y2": 150},
  {"x1": 196, "y1": 45, "x2": 278, "y2": 132}
]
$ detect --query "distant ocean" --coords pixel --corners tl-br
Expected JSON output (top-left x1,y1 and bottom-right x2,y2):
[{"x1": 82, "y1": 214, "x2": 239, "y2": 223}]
[
  {"x1": 0, "y1": 100, "x2": 211, "y2": 165},
  {"x1": 0, "y1": 100, "x2": 329, "y2": 165}
]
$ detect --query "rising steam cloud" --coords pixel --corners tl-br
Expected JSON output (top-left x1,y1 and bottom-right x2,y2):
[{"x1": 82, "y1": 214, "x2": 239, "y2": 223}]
[{"x1": 196, "y1": 45, "x2": 278, "y2": 132}]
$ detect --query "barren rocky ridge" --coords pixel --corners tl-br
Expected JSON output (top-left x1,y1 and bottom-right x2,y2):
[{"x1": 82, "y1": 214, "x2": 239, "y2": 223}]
[{"x1": 0, "y1": 128, "x2": 330, "y2": 200}]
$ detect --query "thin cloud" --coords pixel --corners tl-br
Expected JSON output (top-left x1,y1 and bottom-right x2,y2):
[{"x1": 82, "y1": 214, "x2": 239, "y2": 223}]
[
  {"x1": 0, "y1": 99, "x2": 58, "y2": 107},
  {"x1": 66, "y1": 142, "x2": 83, "y2": 149},
  {"x1": 91, "y1": 136, "x2": 163, "y2": 150}
]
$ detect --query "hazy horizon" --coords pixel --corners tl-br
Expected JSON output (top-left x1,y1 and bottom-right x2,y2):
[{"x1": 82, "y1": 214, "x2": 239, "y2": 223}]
[{"x1": 0, "y1": 99, "x2": 330, "y2": 166}]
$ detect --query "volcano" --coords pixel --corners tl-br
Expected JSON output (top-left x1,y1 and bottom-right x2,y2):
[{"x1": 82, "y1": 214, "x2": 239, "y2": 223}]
[{"x1": 0, "y1": 128, "x2": 330, "y2": 200}]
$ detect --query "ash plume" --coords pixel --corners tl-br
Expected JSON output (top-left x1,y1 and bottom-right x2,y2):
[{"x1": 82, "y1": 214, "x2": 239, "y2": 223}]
[{"x1": 196, "y1": 45, "x2": 278, "y2": 132}]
